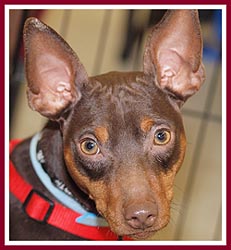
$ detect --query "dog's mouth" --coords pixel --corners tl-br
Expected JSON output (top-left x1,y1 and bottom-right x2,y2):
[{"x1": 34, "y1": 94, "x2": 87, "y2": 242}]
[
  {"x1": 96, "y1": 199, "x2": 170, "y2": 240},
  {"x1": 104, "y1": 211, "x2": 170, "y2": 240},
  {"x1": 127, "y1": 230, "x2": 156, "y2": 240}
]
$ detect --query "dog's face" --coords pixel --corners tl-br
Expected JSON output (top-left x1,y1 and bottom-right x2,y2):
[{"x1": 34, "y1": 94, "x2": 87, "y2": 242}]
[
  {"x1": 23, "y1": 10, "x2": 205, "y2": 239},
  {"x1": 63, "y1": 72, "x2": 186, "y2": 239}
]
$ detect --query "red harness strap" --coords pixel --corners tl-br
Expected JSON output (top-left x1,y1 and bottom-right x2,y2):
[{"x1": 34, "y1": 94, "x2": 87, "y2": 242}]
[{"x1": 10, "y1": 140, "x2": 131, "y2": 241}]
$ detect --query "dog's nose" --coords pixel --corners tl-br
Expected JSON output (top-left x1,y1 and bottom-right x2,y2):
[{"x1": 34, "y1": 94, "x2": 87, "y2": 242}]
[{"x1": 124, "y1": 202, "x2": 158, "y2": 230}]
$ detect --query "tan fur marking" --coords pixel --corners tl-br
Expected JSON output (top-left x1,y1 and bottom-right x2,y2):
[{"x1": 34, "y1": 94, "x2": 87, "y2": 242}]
[
  {"x1": 140, "y1": 117, "x2": 155, "y2": 133},
  {"x1": 64, "y1": 146, "x2": 109, "y2": 209},
  {"x1": 160, "y1": 132, "x2": 187, "y2": 201},
  {"x1": 94, "y1": 126, "x2": 109, "y2": 144}
]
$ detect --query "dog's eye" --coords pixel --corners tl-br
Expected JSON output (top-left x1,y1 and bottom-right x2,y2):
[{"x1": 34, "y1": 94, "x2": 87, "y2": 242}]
[
  {"x1": 80, "y1": 139, "x2": 100, "y2": 155},
  {"x1": 154, "y1": 129, "x2": 171, "y2": 145}
]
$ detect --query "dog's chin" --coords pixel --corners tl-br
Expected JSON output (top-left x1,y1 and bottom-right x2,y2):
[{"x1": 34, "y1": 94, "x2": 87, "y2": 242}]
[
  {"x1": 128, "y1": 230, "x2": 156, "y2": 240},
  {"x1": 111, "y1": 226, "x2": 156, "y2": 240}
]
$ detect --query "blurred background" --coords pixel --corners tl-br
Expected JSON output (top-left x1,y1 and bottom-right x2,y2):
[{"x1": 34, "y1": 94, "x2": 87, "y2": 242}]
[{"x1": 8, "y1": 8, "x2": 223, "y2": 241}]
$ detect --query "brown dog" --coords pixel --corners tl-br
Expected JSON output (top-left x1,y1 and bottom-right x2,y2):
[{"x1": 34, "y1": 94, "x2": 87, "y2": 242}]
[{"x1": 10, "y1": 10, "x2": 205, "y2": 240}]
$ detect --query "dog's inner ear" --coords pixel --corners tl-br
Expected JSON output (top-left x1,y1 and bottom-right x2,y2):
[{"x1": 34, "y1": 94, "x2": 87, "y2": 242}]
[
  {"x1": 23, "y1": 17, "x2": 88, "y2": 119},
  {"x1": 143, "y1": 10, "x2": 205, "y2": 106}
]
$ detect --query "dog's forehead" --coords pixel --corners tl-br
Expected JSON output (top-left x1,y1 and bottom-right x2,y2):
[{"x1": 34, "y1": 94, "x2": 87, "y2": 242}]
[
  {"x1": 70, "y1": 71, "x2": 182, "y2": 134},
  {"x1": 86, "y1": 71, "x2": 165, "y2": 111}
]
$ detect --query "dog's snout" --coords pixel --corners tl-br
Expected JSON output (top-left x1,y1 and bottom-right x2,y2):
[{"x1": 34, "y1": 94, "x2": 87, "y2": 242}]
[{"x1": 124, "y1": 202, "x2": 158, "y2": 230}]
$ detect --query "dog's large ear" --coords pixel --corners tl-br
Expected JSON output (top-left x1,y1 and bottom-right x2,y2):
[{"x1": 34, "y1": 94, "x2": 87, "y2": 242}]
[
  {"x1": 143, "y1": 10, "x2": 205, "y2": 106},
  {"x1": 23, "y1": 17, "x2": 88, "y2": 119}
]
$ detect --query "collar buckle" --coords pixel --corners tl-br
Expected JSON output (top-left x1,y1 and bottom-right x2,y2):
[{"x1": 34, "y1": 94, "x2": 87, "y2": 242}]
[{"x1": 23, "y1": 189, "x2": 54, "y2": 224}]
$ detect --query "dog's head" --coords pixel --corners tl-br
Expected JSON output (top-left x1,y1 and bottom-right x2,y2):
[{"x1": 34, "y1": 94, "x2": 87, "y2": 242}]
[{"x1": 23, "y1": 10, "x2": 205, "y2": 239}]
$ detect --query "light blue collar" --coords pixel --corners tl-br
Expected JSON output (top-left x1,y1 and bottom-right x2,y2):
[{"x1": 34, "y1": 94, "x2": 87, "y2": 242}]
[{"x1": 29, "y1": 132, "x2": 108, "y2": 227}]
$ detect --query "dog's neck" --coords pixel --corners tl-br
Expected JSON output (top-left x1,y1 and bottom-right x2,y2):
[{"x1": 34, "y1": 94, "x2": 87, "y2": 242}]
[{"x1": 37, "y1": 121, "x2": 98, "y2": 214}]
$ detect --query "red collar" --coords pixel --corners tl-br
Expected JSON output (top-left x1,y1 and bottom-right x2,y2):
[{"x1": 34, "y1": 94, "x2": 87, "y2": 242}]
[{"x1": 10, "y1": 139, "x2": 131, "y2": 241}]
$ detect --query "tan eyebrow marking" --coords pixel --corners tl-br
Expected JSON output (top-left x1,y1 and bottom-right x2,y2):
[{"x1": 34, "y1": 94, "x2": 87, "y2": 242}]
[
  {"x1": 140, "y1": 117, "x2": 155, "y2": 133},
  {"x1": 94, "y1": 126, "x2": 109, "y2": 144}
]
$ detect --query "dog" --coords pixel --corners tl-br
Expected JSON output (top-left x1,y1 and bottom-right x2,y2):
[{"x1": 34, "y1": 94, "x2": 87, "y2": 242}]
[{"x1": 10, "y1": 10, "x2": 205, "y2": 240}]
